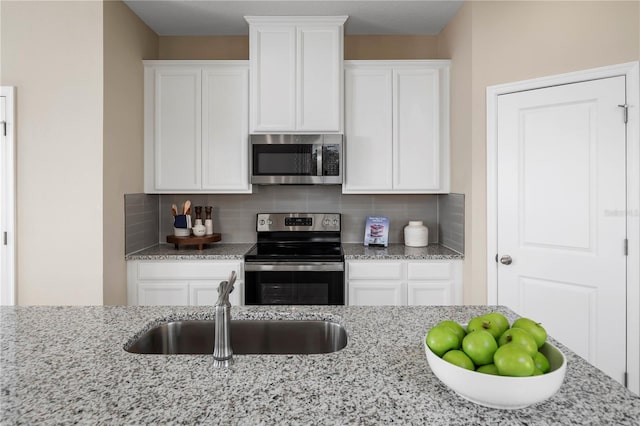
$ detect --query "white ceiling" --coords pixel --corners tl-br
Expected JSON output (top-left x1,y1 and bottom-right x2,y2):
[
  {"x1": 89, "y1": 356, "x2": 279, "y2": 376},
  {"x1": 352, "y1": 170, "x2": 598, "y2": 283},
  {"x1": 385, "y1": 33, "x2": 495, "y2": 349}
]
[{"x1": 123, "y1": 0, "x2": 464, "y2": 36}]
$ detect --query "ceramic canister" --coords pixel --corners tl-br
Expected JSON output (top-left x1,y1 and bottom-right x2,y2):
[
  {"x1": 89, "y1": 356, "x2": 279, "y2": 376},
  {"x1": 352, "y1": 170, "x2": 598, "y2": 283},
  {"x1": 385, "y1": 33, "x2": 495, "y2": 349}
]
[{"x1": 404, "y1": 221, "x2": 429, "y2": 247}]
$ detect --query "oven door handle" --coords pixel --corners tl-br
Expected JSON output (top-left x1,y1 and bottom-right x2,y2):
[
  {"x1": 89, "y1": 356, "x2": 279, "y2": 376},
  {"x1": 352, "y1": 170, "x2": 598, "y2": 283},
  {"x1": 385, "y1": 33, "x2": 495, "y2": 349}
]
[{"x1": 244, "y1": 262, "x2": 344, "y2": 272}]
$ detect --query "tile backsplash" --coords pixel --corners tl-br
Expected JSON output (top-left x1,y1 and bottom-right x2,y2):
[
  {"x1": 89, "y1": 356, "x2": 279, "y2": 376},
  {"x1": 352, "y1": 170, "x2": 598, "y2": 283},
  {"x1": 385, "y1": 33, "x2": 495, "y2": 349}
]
[
  {"x1": 125, "y1": 187, "x2": 465, "y2": 253},
  {"x1": 159, "y1": 186, "x2": 439, "y2": 244},
  {"x1": 437, "y1": 193, "x2": 464, "y2": 254},
  {"x1": 125, "y1": 193, "x2": 159, "y2": 255}
]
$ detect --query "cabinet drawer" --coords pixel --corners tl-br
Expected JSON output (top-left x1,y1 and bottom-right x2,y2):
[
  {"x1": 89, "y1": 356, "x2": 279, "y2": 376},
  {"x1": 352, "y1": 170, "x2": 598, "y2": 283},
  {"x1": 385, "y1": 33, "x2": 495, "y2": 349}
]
[
  {"x1": 407, "y1": 262, "x2": 452, "y2": 280},
  {"x1": 137, "y1": 261, "x2": 242, "y2": 280},
  {"x1": 348, "y1": 262, "x2": 403, "y2": 280}
]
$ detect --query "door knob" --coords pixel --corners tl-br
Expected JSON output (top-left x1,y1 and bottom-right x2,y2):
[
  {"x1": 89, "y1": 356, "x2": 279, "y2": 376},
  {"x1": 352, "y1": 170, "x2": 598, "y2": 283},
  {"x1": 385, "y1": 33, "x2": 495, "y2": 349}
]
[{"x1": 500, "y1": 255, "x2": 513, "y2": 265}]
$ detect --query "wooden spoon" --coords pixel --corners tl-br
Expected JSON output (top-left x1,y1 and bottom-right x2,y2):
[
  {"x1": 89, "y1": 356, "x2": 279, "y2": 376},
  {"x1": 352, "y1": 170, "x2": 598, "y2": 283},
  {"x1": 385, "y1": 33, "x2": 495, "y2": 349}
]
[
  {"x1": 183, "y1": 200, "x2": 191, "y2": 215},
  {"x1": 171, "y1": 204, "x2": 178, "y2": 217}
]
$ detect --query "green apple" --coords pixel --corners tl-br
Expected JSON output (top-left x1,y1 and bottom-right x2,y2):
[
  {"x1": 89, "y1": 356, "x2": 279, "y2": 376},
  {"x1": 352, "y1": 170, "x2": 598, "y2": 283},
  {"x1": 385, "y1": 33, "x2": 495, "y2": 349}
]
[
  {"x1": 483, "y1": 312, "x2": 510, "y2": 336},
  {"x1": 512, "y1": 317, "x2": 548, "y2": 348},
  {"x1": 436, "y1": 320, "x2": 466, "y2": 342},
  {"x1": 426, "y1": 325, "x2": 461, "y2": 357},
  {"x1": 462, "y1": 330, "x2": 498, "y2": 366},
  {"x1": 493, "y1": 343, "x2": 535, "y2": 377},
  {"x1": 498, "y1": 327, "x2": 538, "y2": 357},
  {"x1": 466, "y1": 315, "x2": 502, "y2": 339},
  {"x1": 443, "y1": 350, "x2": 475, "y2": 371},
  {"x1": 476, "y1": 364, "x2": 499, "y2": 375},
  {"x1": 533, "y1": 351, "x2": 550, "y2": 374},
  {"x1": 532, "y1": 368, "x2": 544, "y2": 376}
]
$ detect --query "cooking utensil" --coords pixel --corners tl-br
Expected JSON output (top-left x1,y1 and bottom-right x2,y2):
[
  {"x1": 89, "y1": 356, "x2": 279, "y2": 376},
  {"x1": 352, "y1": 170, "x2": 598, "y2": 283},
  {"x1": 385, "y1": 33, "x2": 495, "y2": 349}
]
[
  {"x1": 171, "y1": 204, "x2": 178, "y2": 217},
  {"x1": 183, "y1": 200, "x2": 191, "y2": 215}
]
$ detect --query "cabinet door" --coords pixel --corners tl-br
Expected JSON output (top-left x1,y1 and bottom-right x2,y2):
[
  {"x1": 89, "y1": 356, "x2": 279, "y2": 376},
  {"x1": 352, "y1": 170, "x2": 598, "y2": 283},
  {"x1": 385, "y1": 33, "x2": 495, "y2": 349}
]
[
  {"x1": 202, "y1": 66, "x2": 251, "y2": 192},
  {"x1": 393, "y1": 68, "x2": 440, "y2": 191},
  {"x1": 138, "y1": 283, "x2": 189, "y2": 306},
  {"x1": 348, "y1": 281, "x2": 404, "y2": 306},
  {"x1": 250, "y1": 25, "x2": 296, "y2": 131},
  {"x1": 190, "y1": 281, "x2": 244, "y2": 306},
  {"x1": 407, "y1": 282, "x2": 452, "y2": 306},
  {"x1": 297, "y1": 25, "x2": 341, "y2": 132},
  {"x1": 343, "y1": 67, "x2": 393, "y2": 192},
  {"x1": 153, "y1": 67, "x2": 202, "y2": 190}
]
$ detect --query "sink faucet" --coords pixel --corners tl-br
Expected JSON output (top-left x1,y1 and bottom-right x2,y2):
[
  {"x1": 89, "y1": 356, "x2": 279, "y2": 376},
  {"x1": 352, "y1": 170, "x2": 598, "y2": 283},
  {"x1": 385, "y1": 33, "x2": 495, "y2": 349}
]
[{"x1": 213, "y1": 270, "x2": 236, "y2": 367}]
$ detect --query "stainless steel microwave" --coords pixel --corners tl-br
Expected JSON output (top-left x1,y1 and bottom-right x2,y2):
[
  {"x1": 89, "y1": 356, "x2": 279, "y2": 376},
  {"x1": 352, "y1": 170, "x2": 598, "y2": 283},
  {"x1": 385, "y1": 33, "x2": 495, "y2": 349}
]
[{"x1": 250, "y1": 134, "x2": 343, "y2": 185}]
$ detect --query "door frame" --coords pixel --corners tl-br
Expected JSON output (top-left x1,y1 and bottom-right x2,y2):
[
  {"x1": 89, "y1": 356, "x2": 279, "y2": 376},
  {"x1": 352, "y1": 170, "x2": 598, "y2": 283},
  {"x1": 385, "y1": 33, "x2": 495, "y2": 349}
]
[
  {"x1": 486, "y1": 62, "x2": 640, "y2": 394},
  {"x1": 0, "y1": 86, "x2": 16, "y2": 305}
]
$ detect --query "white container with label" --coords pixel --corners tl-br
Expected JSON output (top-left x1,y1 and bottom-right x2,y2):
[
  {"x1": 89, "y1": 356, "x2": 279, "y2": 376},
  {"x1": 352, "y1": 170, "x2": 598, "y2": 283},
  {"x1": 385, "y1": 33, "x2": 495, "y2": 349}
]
[{"x1": 404, "y1": 221, "x2": 429, "y2": 247}]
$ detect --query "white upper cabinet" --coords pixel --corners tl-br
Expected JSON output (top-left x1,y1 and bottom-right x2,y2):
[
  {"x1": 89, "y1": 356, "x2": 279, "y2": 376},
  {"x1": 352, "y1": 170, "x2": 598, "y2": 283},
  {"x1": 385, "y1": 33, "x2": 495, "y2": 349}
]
[
  {"x1": 246, "y1": 16, "x2": 347, "y2": 133},
  {"x1": 343, "y1": 60, "x2": 450, "y2": 194},
  {"x1": 144, "y1": 61, "x2": 251, "y2": 193}
]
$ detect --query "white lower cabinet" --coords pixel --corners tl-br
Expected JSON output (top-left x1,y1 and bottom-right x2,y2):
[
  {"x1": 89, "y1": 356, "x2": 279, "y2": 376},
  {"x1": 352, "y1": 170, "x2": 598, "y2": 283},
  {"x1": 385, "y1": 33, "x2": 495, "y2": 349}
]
[
  {"x1": 127, "y1": 260, "x2": 244, "y2": 306},
  {"x1": 347, "y1": 259, "x2": 462, "y2": 306}
]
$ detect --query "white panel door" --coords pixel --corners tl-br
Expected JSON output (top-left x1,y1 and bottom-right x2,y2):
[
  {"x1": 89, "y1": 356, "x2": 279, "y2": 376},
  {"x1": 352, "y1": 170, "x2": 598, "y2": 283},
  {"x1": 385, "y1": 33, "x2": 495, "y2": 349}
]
[
  {"x1": 348, "y1": 281, "x2": 404, "y2": 306},
  {"x1": 393, "y1": 68, "x2": 440, "y2": 191},
  {"x1": 344, "y1": 67, "x2": 393, "y2": 192},
  {"x1": 154, "y1": 67, "x2": 201, "y2": 190},
  {"x1": 138, "y1": 283, "x2": 189, "y2": 306},
  {"x1": 497, "y1": 76, "x2": 627, "y2": 384},
  {"x1": 202, "y1": 65, "x2": 250, "y2": 192},
  {"x1": 407, "y1": 282, "x2": 452, "y2": 306},
  {"x1": 250, "y1": 26, "x2": 296, "y2": 131},
  {"x1": 297, "y1": 25, "x2": 341, "y2": 132}
]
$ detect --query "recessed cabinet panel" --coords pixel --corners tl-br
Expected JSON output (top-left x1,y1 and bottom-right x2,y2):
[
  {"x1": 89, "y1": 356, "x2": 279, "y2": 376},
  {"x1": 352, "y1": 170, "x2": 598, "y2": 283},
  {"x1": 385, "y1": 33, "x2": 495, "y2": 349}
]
[
  {"x1": 138, "y1": 283, "x2": 189, "y2": 306},
  {"x1": 348, "y1": 281, "x2": 404, "y2": 306},
  {"x1": 348, "y1": 261, "x2": 402, "y2": 280},
  {"x1": 202, "y1": 66, "x2": 250, "y2": 191},
  {"x1": 297, "y1": 26, "x2": 341, "y2": 131},
  {"x1": 344, "y1": 68, "x2": 393, "y2": 191},
  {"x1": 154, "y1": 68, "x2": 202, "y2": 190},
  {"x1": 407, "y1": 282, "x2": 451, "y2": 305},
  {"x1": 251, "y1": 27, "x2": 296, "y2": 131},
  {"x1": 407, "y1": 262, "x2": 452, "y2": 281},
  {"x1": 394, "y1": 68, "x2": 440, "y2": 191}
]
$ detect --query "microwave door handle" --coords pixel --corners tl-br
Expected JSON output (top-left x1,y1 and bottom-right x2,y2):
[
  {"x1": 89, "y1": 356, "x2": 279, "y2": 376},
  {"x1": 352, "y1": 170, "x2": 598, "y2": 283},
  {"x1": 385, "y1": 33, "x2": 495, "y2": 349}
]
[{"x1": 316, "y1": 144, "x2": 323, "y2": 177}]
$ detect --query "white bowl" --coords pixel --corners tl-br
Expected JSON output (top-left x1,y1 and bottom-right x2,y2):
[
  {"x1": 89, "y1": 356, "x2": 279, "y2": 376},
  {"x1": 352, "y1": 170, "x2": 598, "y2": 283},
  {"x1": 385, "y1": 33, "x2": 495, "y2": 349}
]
[
  {"x1": 173, "y1": 227, "x2": 190, "y2": 237},
  {"x1": 424, "y1": 331, "x2": 567, "y2": 409},
  {"x1": 192, "y1": 225, "x2": 206, "y2": 237}
]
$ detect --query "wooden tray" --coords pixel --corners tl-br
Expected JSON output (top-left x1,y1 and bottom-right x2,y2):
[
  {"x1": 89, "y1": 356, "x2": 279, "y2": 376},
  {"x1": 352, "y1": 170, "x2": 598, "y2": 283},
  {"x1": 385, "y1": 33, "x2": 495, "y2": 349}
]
[{"x1": 166, "y1": 233, "x2": 221, "y2": 250}]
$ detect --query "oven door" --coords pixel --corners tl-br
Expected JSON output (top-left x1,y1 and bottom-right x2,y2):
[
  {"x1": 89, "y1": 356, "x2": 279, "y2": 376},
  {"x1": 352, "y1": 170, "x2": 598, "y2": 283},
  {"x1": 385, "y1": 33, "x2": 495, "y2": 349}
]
[{"x1": 244, "y1": 262, "x2": 345, "y2": 305}]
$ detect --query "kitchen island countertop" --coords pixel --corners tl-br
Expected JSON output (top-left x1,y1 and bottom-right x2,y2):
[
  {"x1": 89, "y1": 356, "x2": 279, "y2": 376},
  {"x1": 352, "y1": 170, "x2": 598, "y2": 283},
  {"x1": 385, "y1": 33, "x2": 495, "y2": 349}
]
[{"x1": 1, "y1": 305, "x2": 638, "y2": 424}]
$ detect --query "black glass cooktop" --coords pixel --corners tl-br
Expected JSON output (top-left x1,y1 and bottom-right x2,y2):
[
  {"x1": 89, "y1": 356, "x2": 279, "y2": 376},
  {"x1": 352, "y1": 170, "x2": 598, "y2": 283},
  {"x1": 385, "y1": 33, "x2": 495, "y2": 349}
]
[{"x1": 244, "y1": 242, "x2": 343, "y2": 262}]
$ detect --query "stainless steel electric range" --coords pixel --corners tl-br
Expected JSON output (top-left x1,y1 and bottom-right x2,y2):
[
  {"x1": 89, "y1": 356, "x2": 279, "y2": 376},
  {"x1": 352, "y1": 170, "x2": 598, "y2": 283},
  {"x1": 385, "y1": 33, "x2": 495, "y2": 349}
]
[{"x1": 244, "y1": 213, "x2": 345, "y2": 305}]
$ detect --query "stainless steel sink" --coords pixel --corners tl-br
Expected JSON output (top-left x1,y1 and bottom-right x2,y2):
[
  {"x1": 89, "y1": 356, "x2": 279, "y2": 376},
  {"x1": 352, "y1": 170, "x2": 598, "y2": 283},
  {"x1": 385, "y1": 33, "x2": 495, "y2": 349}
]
[{"x1": 125, "y1": 320, "x2": 348, "y2": 355}]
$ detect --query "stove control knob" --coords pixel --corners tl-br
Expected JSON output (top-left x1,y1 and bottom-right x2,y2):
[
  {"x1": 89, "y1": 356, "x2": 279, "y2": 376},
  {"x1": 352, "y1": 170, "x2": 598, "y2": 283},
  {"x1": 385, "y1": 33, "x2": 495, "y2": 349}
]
[
  {"x1": 259, "y1": 219, "x2": 265, "y2": 226},
  {"x1": 323, "y1": 219, "x2": 330, "y2": 226},
  {"x1": 267, "y1": 219, "x2": 273, "y2": 225},
  {"x1": 332, "y1": 219, "x2": 338, "y2": 225}
]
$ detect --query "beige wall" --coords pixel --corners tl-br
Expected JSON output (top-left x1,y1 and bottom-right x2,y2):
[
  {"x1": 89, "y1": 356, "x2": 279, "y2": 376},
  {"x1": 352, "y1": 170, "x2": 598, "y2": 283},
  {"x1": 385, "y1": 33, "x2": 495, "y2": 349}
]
[
  {"x1": 440, "y1": 0, "x2": 640, "y2": 304},
  {"x1": 0, "y1": 1, "x2": 104, "y2": 305},
  {"x1": 158, "y1": 35, "x2": 440, "y2": 60},
  {"x1": 159, "y1": 36, "x2": 248, "y2": 59},
  {"x1": 437, "y1": 4, "x2": 473, "y2": 303},
  {"x1": 103, "y1": 1, "x2": 158, "y2": 305}
]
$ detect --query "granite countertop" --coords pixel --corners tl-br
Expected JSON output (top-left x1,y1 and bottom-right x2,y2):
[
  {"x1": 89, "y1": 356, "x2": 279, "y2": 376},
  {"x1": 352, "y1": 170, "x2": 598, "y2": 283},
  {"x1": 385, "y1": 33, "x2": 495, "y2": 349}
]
[
  {"x1": 343, "y1": 243, "x2": 463, "y2": 260},
  {"x1": 1, "y1": 305, "x2": 638, "y2": 424},
  {"x1": 125, "y1": 243, "x2": 255, "y2": 260},
  {"x1": 126, "y1": 243, "x2": 463, "y2": 261}
]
